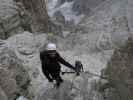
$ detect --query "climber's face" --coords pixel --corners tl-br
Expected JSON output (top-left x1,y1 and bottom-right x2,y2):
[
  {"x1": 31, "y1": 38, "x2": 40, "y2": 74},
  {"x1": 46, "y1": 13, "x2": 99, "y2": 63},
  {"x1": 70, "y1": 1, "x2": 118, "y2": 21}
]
[{"x1": 47, "y1": 50, "x2": 56, "y2": 57}]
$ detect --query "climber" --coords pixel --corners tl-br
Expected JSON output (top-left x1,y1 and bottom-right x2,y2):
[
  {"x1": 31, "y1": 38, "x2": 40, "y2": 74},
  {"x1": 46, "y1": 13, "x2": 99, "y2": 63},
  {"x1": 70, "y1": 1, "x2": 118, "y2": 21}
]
[{"x1": 40, "y1": 43, "x2": 76, "y2": 87}]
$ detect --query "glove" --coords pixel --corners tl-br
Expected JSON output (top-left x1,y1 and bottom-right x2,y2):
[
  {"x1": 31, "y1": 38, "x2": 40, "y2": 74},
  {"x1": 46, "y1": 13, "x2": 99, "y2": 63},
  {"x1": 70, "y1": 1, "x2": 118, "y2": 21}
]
[{"x1": 48, "y1": 79, "x2": 53, "y2": 82}]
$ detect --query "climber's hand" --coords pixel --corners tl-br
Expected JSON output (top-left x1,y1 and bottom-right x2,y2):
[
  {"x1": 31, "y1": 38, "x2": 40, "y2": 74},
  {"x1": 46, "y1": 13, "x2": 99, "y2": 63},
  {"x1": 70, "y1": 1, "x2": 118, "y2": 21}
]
[{"x1": 48, "y1": 79, "x2": 53, "y2": 83}]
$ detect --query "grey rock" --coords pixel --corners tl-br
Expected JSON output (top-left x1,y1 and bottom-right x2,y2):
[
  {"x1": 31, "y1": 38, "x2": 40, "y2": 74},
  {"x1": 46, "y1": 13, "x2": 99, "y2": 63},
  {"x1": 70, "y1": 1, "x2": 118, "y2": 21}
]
[
  {"x1": 68, "y1": 0, "x2": 129, "y2": 53},
  {"x1": 62, "y1": 31, "x2": 71, "y2": 38},
  {"x1": 53, "y1": 11, "x2": 65, "y2": 25},
  {"x1": 72, "y1": 0, "x2": 105, "y2": 15},
  {"x1": 57, "y1": 0, "x2": 74, "y2": 6},
  {"x1": 37, "y1": 73, "x2": 102, "y2": 100},
  {"x1": 96, "y1": 33, "x2": 114, "y2": 51},
  {"x1": 127, "y1": 0, "x2": 133, "y2": 34},
  {"x1": 37, "y1": 81, "x2": 73, "y2": 100},
  {"x1": 0, "y1": 87, "x2": 8, "y2": 100},
  {"x1": 7, "y1": 32, "x2": 48, "y2": 99},
  {"x1": 103, "y1": 38, "x2": 133, "y2": 100},
  {"x1": 0, "y1": 46, "x2": 33, "y2": 100},
  {"x1": 13, "y1": 31, "x2": 36, "y2": 55},
  {"x1": 0, "y1": 0, "x2": 24, "y2": 39}
]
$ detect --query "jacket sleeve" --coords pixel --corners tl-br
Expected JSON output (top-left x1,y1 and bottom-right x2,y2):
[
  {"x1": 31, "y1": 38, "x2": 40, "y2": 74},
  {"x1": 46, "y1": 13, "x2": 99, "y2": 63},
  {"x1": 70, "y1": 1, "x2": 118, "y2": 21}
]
[
  {"x1": 40, "y1": 52, "x2": 52, "y2": 81},
  {"x1": 40, "y1": 52, "x2": 45, "y2": 66},
  {"x1": 42, "y1": 68, "x2": 52, "y2": 81},
  {"x1": 57, "y1": 53, "x2": 75, "y2": 71}
]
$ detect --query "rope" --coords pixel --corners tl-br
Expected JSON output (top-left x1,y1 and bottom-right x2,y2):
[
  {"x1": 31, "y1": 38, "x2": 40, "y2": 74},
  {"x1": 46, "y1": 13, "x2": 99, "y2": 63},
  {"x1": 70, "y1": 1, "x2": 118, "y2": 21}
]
[
  {"x1": 62, "y1": 70, "x2": 133, "y2": 87},
  {"x1": 82, "y1": 71, "x2": 133, "y2": 87}
]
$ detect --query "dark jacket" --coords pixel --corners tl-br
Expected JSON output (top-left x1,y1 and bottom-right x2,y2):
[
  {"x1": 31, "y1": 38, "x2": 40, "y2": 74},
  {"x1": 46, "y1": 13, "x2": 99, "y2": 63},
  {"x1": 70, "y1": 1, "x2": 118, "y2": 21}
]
[{"x1": 40, "y1": 50, "x2": 75, "y2": 75}]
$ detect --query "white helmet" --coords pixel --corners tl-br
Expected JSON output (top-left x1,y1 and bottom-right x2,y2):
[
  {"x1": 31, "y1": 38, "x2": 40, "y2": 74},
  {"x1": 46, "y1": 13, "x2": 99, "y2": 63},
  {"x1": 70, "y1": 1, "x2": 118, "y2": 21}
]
[{"x1": 46, "y1": 43, "x2": 56, "y2": 51}]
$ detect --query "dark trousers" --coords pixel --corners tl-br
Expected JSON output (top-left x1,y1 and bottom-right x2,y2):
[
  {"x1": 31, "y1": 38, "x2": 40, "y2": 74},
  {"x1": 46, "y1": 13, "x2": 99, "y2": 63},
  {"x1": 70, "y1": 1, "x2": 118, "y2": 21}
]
[{"x1": 43, "y1": 69, "x2": 63, "y2": 83}]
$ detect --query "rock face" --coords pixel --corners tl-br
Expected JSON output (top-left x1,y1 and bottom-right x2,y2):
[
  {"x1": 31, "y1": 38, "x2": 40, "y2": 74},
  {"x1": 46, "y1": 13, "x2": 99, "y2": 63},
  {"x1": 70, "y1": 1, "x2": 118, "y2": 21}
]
[
  {"x1": 57, "y1": 0, "x2": 73, "y2": 6},
  {"x1": 0, "y1": 42, "x2": 33, "y2": 100},
  {"x1": 59, "y1": 0, "x2": 129, "y2": 52},
  {"x1": 102, "y1": 38, "x2": 133, "y2": 100},
  {"x1": 0, "y1": 0, "x2": 34, "y2": 39},
  {"x1": 53, "y1": 11, "x2": 65, "y2": 25},
  {"x1": 21, "y1": 0, "x2": 59, "y2": 33},
  {"x1": 48, "y1": 0, "x2": 132, "y2": 53},
  {"x1": 7, "y1": 31, "x2": 48, "y2": 98},
  {"x1": 127, "y1": 0, "x2": 133, "y2": 34},
  {"x1": 0, "y1": 0, "x2": 24, "y2": 39},
  {"x1": 0, "y1": 86, "x2": 8, "y2": 100},
  {"x1": 72, "y1": 0, "x2": 105, "y2": 15},
  {"x1": 37, "y1": 73, "x2": 103, "y2": 100}
]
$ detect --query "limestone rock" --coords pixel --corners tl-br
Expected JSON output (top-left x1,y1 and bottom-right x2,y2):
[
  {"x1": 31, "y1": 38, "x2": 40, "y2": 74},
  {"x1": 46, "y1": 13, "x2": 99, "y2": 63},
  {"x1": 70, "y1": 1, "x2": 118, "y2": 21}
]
[
  {"x1": 72, "y1": 0, "x2": 105, "y2": 15},
  {"x1": 127, "y1": 0, "x2": 133, "y2": 34},
  {"x1": 0, "y1": 0, "x2": 23, "y2": 39},
  {"x1": 103, "y1": 38, "x2": 133, "y2": 100},
  {"x1": 96, "y1": 33, "x2": 114, "y2": 51},
  {"x1": 37, "y1": 73, "x2": 103, "y2": 100},
  {"x1": 7, "y1": 32, "x2": 48, "y2": 98},
  {"x1": 53, "y1": 11, "x2": 65, "y2": 25},
  {"x1": 0, "y1": 87, "x2": 8, "y2": 100},
  {"x1": 15, "y1": 31, "x2": 36, "y2": 55},
  {"x1": 67, "y1": 0, "x2": 130, "y2": 53},
  {"x1": 0, "y1": 46, "x2": 33, "y2": 100}
]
